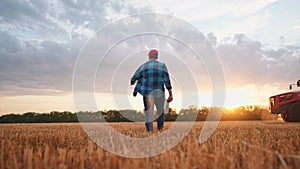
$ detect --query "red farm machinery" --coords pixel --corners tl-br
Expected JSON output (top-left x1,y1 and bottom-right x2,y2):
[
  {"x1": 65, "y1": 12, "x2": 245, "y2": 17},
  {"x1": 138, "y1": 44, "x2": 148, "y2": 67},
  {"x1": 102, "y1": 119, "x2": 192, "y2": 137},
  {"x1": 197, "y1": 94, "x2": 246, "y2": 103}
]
[{"x1": 269, "y1": 80, "x2": 300, "y2": 122}]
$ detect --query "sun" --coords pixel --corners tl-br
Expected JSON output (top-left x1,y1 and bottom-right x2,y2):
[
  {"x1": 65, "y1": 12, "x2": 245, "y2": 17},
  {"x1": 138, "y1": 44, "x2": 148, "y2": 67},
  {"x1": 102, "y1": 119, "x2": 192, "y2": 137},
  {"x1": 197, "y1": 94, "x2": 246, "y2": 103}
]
[{"x1": 224, "y1": 85, "x2": 256, "y2": 109}]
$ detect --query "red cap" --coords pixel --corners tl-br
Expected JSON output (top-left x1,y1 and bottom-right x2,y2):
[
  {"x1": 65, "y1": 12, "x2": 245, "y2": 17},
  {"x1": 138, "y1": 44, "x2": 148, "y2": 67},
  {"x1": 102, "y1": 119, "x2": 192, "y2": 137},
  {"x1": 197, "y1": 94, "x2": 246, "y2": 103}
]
[{"x1": 148, "y1": 49, "x2": 158, "y2": 57}]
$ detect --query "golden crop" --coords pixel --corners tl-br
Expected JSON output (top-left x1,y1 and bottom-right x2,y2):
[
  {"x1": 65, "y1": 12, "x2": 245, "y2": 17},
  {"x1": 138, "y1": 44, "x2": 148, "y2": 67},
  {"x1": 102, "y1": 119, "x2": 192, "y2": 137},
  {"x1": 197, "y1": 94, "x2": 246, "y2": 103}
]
[{"x1": 0, "y1": 121, "x2": 299, "y2": 169}]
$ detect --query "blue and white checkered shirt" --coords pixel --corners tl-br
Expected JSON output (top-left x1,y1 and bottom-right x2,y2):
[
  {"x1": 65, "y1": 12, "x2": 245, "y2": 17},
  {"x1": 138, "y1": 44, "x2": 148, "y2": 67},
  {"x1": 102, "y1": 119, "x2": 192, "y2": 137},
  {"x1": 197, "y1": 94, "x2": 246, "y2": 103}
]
[{"x1": 131, "y1": 59, "x2": 172, "y2": 97}]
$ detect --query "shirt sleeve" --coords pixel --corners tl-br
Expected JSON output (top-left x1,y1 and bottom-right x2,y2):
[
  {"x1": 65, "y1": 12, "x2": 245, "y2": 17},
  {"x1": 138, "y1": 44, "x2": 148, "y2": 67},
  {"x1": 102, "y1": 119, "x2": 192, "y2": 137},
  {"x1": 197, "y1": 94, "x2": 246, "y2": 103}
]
[
  {"x1": 130, "y1": 65, "x2": 143, "y2": 85},
  {"x1": 163, "y1": 63, "x2": 172, "y2": 89}
]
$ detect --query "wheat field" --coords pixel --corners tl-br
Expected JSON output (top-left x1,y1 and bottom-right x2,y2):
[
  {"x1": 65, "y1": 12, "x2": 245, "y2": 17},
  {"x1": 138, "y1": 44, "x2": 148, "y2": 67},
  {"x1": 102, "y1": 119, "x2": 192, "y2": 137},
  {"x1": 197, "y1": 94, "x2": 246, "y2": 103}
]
[{"x1": 0, "y1": 121, "x2": 300, "y2": 169}]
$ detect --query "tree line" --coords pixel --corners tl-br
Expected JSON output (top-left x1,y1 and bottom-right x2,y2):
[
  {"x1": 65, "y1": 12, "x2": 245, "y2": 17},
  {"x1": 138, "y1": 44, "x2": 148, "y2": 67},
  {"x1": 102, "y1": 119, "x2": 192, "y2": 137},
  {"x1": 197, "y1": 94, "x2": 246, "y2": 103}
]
[{"x1": 0, "y1": 105, "x2": 277, "y2": 123}]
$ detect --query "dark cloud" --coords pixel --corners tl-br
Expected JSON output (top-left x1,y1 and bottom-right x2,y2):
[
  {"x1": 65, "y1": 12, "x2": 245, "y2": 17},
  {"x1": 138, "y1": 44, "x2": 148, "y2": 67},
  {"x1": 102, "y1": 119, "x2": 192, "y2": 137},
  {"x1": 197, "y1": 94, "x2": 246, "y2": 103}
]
[
  {"x1": 0, "y1": 0, "x2": 46, "y2": 23},
  {"x1": 0, "y1": 0, "x2": 154, "y2": 96},
  {"x1": 0, "y1": 0, "x2": 112, "y2": 43},
  {"x1": 0, "y1": 38, "x2": 80, "y2": 96},
  {"x1": 0, "y1": 31, "x2": 23, "y2": 53},
  {"x1": 0, "y1": 0, "x2": 299, "y2": 98},
  {"x1": 218, "y1": 34, "x2": 300, "y2": 87},
  {"x1": 59, "y1": 0, "x2": 108, "y2": 29},
  {"x1": 206, "y1": 32, "x2": 217, "y2": 46}
]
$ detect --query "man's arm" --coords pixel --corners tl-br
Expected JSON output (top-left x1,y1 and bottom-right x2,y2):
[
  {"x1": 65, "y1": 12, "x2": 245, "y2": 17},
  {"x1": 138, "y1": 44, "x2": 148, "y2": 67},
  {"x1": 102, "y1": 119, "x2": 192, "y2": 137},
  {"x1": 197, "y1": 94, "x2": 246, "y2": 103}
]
[
  {"x1": 130, "y1": 66, "x2": 143, "y2": 85},
  {"x1": 167, "y1": 89, "x2": 173, "y2": 102},
  {"x1": 163, "y1": 63, "x2": 173, "y2": 102}
]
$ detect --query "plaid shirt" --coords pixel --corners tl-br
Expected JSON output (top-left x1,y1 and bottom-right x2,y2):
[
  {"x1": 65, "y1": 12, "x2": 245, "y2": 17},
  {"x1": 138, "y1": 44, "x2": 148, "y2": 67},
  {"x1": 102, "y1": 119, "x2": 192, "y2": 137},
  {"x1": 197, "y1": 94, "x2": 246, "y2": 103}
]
[{"x1": 131, "y1": 59, "x2": 172, "y2": 97}]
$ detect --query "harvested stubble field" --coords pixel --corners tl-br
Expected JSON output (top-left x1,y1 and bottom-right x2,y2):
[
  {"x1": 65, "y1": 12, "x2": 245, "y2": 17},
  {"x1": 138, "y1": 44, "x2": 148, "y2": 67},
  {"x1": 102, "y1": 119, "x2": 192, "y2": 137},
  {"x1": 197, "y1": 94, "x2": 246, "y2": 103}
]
[{"x1": 0, "y1": 121, "x2": 300, "y2": 169}]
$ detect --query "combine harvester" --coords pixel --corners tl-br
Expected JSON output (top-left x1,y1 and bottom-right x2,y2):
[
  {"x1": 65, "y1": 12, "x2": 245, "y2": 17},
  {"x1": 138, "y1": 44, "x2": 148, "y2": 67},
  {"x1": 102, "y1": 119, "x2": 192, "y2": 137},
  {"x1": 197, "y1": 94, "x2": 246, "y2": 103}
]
[{"x1": 269, "y1": 80, "x2": 300, "y2": 122}]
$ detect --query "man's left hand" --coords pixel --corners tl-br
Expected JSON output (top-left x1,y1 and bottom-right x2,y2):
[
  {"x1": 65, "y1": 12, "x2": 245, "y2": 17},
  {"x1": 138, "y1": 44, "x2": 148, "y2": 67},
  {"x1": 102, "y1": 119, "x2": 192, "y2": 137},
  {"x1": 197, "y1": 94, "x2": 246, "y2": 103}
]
[{"x1": 167, "y1": 95, "x2": 173, "y2": 102}]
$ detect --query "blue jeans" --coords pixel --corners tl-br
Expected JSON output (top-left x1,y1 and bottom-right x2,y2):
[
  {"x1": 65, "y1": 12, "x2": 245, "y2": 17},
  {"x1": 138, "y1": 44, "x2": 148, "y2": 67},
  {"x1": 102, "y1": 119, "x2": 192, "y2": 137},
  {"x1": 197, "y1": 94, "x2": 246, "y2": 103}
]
[{"x1": 143, "y1": 93, "x2": 165, "y2": 132}]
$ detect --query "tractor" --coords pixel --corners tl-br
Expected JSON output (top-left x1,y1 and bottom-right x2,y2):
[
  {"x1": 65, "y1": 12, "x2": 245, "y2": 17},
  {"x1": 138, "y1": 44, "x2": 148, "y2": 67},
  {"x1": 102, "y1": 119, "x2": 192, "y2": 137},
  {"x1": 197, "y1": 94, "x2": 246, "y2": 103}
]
[{"x1": 269, "y1": 80, "x2": 300, "y2": 122}]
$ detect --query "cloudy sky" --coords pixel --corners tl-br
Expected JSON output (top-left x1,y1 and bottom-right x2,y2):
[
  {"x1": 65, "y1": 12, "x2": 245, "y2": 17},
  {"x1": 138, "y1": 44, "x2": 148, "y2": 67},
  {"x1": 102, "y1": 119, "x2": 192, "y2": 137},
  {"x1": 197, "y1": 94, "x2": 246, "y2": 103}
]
[{"x1": 0, "y1": 0, "x2": 300, "y2": 114}]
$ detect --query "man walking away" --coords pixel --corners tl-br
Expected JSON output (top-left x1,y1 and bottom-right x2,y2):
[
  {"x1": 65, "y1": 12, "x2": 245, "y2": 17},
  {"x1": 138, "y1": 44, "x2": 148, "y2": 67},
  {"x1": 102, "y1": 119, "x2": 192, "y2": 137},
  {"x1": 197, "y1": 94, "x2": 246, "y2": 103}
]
[{"x1": 131, "y1": 49, "x2": 173, "y2": 132}]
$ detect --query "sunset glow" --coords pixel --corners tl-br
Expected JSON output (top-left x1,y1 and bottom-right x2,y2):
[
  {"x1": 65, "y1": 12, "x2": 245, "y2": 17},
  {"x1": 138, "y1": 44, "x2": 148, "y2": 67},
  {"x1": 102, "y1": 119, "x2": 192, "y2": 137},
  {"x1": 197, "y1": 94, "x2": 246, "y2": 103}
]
[
  {"x1": 224, "y1": 86, "x2": 257, "y2": 109},
  {"x1": 0, "y1": 1, "x2": 300, "y2": 115}
]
